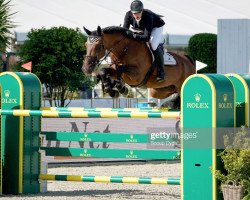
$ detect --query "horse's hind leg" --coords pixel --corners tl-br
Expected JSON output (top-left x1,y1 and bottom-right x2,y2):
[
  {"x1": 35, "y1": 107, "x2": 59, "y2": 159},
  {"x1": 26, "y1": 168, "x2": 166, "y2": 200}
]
[
  {"x1": 149, "y1": 86, "x2": 176, "y2": 99},
  {"x1": 170, "y1": 95, "x2": 180, "y2": 109},
  {"x1": 161, "y1": 94, "x2": 180, "y2": 109},
  {"x1": 149, "y1": 87, "x2": 180, "y2": 109}
]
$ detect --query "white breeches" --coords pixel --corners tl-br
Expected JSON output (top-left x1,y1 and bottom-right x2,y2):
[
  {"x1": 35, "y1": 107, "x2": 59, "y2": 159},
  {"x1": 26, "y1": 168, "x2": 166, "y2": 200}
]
[{"x1": 150, "y1": 26, "x2": 164, "y2": 50}]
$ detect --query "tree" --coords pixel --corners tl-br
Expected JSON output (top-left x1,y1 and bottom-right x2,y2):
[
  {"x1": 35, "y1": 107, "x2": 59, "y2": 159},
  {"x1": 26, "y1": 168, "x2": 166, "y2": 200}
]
[
  {"x1": 187, "y1": 33, "x2": 217, "y2": 73},
  {"x1": 19, "y1": 26, "x2": 93, "y2": 107},
  {"x1": 0, "y1": 0, "x2": 16, "y2": 51}
]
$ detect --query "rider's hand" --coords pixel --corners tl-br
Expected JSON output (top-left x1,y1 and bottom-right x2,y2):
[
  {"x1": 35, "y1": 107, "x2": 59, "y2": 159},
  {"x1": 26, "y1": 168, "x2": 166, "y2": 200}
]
[{"x1": 126, "y1": 30, "x2": 136, "y2": 39}]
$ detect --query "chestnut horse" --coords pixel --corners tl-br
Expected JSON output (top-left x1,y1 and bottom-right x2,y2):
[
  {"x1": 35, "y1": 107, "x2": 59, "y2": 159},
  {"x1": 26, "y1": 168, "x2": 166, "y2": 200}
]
[{"x1": 82, "y1": 26, "x2": 195, "y2": 108}]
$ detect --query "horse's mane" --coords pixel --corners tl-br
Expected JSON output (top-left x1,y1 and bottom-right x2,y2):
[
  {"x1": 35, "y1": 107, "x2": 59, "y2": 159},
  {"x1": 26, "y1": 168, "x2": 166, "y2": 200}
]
[
  {"x1": 102, "y1": 26, "x2": 128, "y2": 35},
  {"x1": 91, "y1": 26, "x2": 133, "y2": 38}
]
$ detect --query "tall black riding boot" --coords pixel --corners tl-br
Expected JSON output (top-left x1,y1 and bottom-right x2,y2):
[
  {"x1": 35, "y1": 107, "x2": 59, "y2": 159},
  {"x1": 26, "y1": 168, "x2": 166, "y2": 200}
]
[{"x1": 153, "y1": 47, "x2": 165, "y2": 82}]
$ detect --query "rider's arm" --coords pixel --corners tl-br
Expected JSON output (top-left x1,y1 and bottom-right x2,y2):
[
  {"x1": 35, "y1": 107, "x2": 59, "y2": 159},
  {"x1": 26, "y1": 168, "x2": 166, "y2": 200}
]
[
  {"x1": 133, "y1": 16, "x2": 153, "y2": 42},
  {"x1": 123, "y1": 11, "x2": 131, "y2": 28}
]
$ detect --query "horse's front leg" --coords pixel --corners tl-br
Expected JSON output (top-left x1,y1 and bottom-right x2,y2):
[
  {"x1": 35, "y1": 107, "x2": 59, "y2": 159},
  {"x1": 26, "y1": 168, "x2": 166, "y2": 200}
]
[
  {"x1": 115, "y1": 80, "x2": 129, "y2": 96},
  {"x1": 104, "y1": 65, "x2": 129, "y2": 97},
  {"x1": 99, "y1": 66, "x2": 130, "y2": 97},
  {"x1": 99, "y1": 68, "x2": 119, "y2": 98},
  {"x1": 109, "y1": 65, "x2": 128, "y2": 96}
]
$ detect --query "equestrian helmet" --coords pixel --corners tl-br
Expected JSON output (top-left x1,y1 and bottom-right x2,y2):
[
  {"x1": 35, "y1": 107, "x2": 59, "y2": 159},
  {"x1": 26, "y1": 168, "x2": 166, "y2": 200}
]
[{"x1": 130, "y1": 0, "x2": 144, "y2": 13}]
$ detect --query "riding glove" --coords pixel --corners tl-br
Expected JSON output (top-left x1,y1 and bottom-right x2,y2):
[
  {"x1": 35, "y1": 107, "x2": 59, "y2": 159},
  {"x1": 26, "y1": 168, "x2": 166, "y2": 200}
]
[{"x1": 126, "y1": 30, "x2": 137, "y2": 39}]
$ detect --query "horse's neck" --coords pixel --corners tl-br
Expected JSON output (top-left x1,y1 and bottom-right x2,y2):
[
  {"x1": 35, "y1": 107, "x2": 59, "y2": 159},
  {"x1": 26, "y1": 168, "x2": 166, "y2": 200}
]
[
  {"x1": 103, "y1": 33, "x2": 153, "y2": 85},
  {"x1": 103, "y1": 33, "x2": 151, "y2": 61},
  {"x1": 103, "y1": 33, "x2": 123, "y2": 50}
]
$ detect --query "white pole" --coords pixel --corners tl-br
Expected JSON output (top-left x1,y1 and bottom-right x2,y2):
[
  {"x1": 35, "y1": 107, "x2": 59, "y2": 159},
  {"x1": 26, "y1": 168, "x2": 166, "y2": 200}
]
[
  {"x1": 147, "y1": 88, "x2": 150, "y2": 107},
  {"x1": 92, "y1": 87, "x2": 95, "y2": 99}
]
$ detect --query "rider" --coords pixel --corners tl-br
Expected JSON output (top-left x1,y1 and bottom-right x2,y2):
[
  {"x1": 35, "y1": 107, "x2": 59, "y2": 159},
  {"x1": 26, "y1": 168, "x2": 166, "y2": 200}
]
[{"x1": 123, "y1": 0, "x2": 166, "y2": 82}]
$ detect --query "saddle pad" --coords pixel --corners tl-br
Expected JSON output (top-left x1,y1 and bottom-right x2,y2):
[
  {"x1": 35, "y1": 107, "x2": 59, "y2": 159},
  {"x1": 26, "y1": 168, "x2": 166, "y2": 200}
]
[
  {"x1": 164, "y1": 50, "x2": 176, "y2": 65},
  {"x1": 147, "y1": 44, "x2": 177, "y2": 66}
]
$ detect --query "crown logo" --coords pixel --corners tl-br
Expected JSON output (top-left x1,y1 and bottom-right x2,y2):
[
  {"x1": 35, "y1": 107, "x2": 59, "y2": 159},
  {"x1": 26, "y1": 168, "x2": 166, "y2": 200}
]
[
  {"x1": 130, "y1": 150, "x2": 133, "y2": 155},
  {"x1": 84, "y1": 133, "x2": 88, "y2": 137},
  {"x1": 130, "y1": 135, "x2": 134, "y2": 139},
  {"x1": 223, "y1": 94, "x2": 228, "y2": 102},
  {"x1": 84, "y1": 149, "x2": 87, "y2": 154},
  {"x1": 194, "y1": 93, "x2": 201, "y2": 102},
  {"x1": 4, "y1": 90, "x2": 10, "y2": 98}
]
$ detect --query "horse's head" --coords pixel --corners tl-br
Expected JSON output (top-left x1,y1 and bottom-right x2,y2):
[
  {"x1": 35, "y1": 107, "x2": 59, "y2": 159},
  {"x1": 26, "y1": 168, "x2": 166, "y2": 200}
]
[{"x1": 82, "y1": 26, "x2": 106, "y2": 75}]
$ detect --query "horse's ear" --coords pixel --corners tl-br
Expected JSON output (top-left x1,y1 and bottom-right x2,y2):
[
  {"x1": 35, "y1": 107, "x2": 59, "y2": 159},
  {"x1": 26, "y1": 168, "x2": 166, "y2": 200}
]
[
  {"x1": 83, "y1": 26, "x2": 91, "y2": 35},
  {"x1": 97, "y1": 26, "x2": 102, "y2": 36}
]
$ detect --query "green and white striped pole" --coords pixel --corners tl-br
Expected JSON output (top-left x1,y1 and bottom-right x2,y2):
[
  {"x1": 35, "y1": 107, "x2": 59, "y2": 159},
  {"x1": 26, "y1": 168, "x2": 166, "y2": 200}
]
[
  {"x1": 0, "y1": 109, "x2": 180, "y2": 118},
  {"x1": 40, "y1": 174, "x2": 181, "y2": 185}
]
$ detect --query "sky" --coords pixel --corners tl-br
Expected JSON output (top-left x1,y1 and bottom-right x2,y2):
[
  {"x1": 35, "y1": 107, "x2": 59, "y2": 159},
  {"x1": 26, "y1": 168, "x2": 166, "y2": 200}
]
[{"x1": 10, "y1": 0, "x2": 250, "y2": 35}]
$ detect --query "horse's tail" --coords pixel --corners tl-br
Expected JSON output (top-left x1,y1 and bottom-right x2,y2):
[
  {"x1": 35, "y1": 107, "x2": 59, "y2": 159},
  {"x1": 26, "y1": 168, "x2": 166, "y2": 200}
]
[{"x1": 184, "y1": 55, "x2": 195, "y2": 66}]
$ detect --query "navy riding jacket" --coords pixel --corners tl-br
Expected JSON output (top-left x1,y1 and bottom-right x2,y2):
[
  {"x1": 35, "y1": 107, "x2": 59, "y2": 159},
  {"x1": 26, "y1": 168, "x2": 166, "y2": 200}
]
[{"x1": 123, "y1": 9, "x2": 165, "y2": 42}]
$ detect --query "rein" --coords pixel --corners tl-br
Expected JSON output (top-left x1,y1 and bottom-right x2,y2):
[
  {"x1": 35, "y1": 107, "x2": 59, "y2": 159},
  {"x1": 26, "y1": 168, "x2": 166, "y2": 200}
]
[{"x1": 95, "y1": 36, "x2": 126, "y2": 68}]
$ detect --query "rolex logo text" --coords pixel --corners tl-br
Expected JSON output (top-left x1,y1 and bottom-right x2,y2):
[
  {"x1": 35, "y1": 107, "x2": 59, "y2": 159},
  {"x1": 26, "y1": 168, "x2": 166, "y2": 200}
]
[
  {"x1": 125, "y1": 135, "x2": 138, "y2": 143},
  {"x1": 80, "y1": 133, "x2": 91, "y2": 142},
  {"x1": 80, "y1": 149, "x2": 91, "y2": 157},
  {"x1": 125, "y1": 150, "x2": 138, "y2": 158},
  {"x1": 186, "y1": 93, "x2": 209, "y2": 109},
  {"x1": 218, "y1": 94, "x2": 233, "y2": 109},
  {"x1": 236, "y1": 102, "x2": 243, "y2": 108},
  {"x1": 2, "y1": 90, "x2": 17, "y2": 104}
]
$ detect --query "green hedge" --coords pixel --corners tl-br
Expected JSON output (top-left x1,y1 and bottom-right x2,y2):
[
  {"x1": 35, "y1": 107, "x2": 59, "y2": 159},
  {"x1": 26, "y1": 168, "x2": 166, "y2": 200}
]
[{"x1": 187, "y1": 33, "x2": 217, "y2": 73}]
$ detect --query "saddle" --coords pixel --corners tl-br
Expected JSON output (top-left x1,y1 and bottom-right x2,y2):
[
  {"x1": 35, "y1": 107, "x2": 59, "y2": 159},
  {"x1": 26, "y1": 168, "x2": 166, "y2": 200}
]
[
  {"x1": 130, "y1": 27, "x2": 177, "y2": 65},
  {"x1": 147, "y1": 43, "x2": 177, "y2": 65},
  {"x1": 130, "y1": 43, "x2": 177, "y2": 87},
  {"x1": 163, "y1": 50, "x2": 177, "y2": 65}
]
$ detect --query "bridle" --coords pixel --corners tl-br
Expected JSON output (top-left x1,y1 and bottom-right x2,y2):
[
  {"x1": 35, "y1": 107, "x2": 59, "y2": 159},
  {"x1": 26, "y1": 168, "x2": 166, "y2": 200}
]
[
  {"x1": 85, "y1": 35, "x2": 127, "y2": 68},
  {"x1": 84, "y1": 36, "x2": 105, "y2": 67}
]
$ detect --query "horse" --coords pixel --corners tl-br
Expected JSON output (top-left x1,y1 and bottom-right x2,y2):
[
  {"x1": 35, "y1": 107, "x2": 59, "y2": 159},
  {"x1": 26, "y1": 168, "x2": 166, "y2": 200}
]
[{"x1": 82, "y1": 26, "x2": 195, "y2": 108}]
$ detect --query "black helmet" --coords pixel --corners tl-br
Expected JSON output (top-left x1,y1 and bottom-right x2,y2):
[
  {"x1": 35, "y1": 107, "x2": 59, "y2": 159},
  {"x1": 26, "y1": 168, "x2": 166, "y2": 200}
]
[{"x1": 130, "y1": 0, "x2": 144, "y2": 13}]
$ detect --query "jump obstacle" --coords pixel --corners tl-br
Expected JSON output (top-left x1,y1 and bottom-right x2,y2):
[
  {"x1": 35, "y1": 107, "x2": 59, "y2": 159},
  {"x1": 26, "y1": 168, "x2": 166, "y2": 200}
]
[{"x1": 0, "y1": 72, "x2": 249, "y2": 199}]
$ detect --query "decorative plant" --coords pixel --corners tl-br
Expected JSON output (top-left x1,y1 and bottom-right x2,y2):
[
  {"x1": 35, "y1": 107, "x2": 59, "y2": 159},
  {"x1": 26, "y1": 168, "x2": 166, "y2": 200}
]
[
  {"x1": 213, "y1": 127, "x2": 250, "y2": 199},
  {"x1": 0, "y1": 0, "x2": 16, "y2": 51},
  {"x1": 187, "y1": 33, "x2": 217, "y2": 73}
]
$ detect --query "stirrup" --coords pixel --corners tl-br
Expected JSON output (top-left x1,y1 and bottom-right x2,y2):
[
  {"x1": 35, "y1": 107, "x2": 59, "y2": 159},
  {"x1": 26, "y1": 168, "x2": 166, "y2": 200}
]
[{"x1": 156, "y1": 76, "x2": 165, "y2": 82}]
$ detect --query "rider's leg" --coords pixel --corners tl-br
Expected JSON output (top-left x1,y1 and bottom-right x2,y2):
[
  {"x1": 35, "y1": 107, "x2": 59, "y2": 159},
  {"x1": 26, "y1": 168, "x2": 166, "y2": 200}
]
[
  {"x1": 153, "y1": 47, "x2": 165, "y2": 82},
  {"x1": 150, "y1": 26, "x2": 165, "y2": 82}
]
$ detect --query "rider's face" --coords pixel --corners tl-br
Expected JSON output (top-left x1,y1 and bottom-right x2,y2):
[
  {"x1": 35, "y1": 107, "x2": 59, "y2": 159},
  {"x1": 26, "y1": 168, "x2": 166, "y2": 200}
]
[{"x1": 132, "y1": 11, "x2": 143, "y2": 20}]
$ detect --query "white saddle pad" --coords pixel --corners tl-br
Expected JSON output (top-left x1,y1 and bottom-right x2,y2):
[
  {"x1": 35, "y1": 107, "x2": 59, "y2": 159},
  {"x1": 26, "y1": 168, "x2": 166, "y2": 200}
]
[
  {"x1": 164, "y1": 49, "x2": 176, "y2": 65},
  {"x1": 147, "y1": 44, "x2": 177, "y2": 66}
]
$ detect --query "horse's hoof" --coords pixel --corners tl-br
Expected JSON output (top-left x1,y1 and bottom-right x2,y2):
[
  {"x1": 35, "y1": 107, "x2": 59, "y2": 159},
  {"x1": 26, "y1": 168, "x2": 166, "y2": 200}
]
[
  {"x1": 120, "y1": 87, "x2": 129, "y2": 96},
  {"x1": 109, "y1": 90, "x2": 119, "y2": 98},
  {"x1": 104, "y1": 86, "x2": 112, "y2": 93},
  {"x1": 110, "y1": 80, "x2": 117, "y2": 89},
  {"x1": 161, "y1": 101, "x2": 174, "y2": 109}
]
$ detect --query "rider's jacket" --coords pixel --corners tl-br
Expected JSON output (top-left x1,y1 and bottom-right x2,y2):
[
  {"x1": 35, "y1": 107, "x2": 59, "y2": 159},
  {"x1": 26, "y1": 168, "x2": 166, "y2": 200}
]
[{"x1": 123, "y1": 9, "x2": 165, "y2": 42}]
